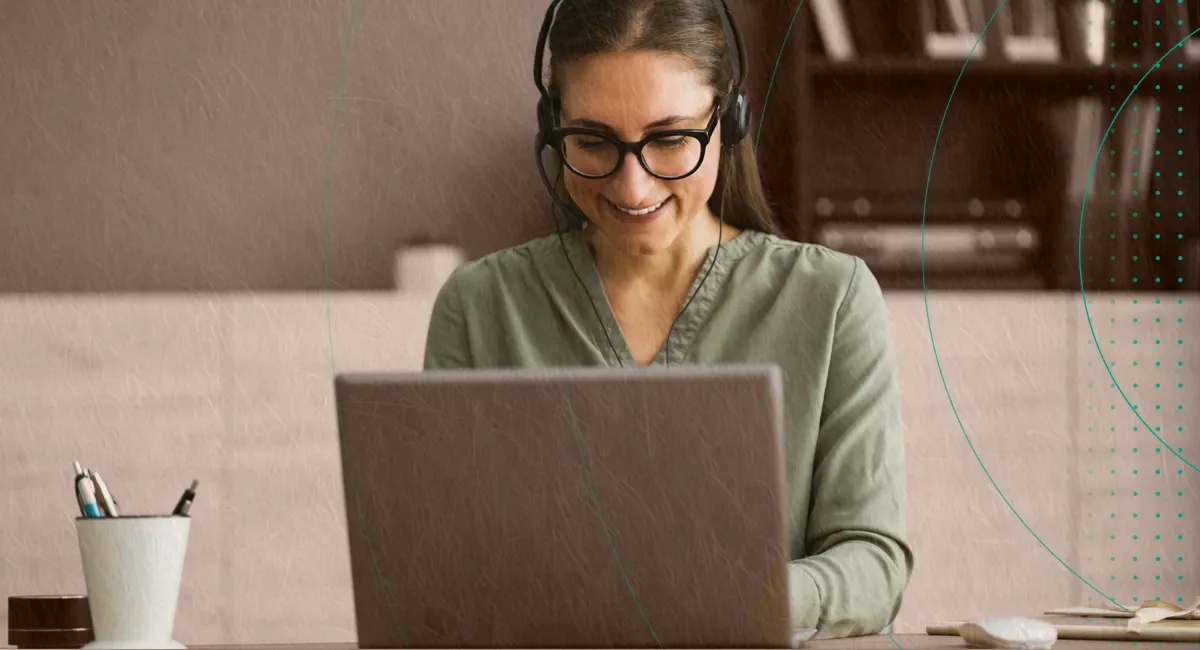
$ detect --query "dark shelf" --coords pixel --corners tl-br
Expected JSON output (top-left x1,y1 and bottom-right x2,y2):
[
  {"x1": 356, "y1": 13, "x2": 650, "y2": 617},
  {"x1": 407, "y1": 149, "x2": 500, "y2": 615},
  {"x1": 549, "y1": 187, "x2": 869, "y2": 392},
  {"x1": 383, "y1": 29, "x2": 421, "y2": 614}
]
[
  {"x1": 817, "y1": 217, "x2": 1033, "y2": 226},
  {"x1": 807, "y1": 57, "x2": 1200, "y2": 85},
  {"x1": 809, "y1": 57, "x2": 1084, "y2": 76},
  {"x1": 749, "y1": 0, "x2": 1200, "y2": 293},
  {"x1": 878, "y1": 272, "x2": 1047, "y2": 291}
]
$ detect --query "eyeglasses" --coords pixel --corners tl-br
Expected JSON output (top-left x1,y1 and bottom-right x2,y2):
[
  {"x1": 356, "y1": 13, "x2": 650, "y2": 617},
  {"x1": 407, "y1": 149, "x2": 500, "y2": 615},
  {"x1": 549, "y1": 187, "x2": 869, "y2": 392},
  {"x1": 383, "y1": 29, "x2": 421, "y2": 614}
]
[{"x1": 550, "y1": 101, "x2": 721, "y2": 181}]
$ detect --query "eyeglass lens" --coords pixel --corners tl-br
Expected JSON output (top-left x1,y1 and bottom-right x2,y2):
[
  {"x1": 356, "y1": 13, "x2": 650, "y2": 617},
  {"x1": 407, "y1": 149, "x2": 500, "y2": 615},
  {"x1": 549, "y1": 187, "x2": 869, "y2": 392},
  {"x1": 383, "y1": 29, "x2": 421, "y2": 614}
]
[{"x1": 561, "y1": 134, "x2": 704, "y2": 179}]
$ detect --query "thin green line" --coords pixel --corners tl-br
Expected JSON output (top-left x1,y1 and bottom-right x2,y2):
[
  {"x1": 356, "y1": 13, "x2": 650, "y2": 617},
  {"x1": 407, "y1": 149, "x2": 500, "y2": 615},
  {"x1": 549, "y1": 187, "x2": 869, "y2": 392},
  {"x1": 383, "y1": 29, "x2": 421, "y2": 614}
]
[
  {"x1": 920, "y1": 0, "x2": 1125, "y2": 612},
  {"x1": 1076, "y1": 27, "x2": 1200, "y2": 474},
  {"x1": 563, "y1": 384, "x2": 664, "y2": 648},
  {"x1": 754, "y1": 0, "x2": 806, "y2": 154},
  {"x1": 351, "y1": 475, "x2": 409, "y2": 648},
  {"x1": 759, "y1": 3, "x2": 906, "y2": 645},
  {"x1": 317, "y1": 1, "x2": 411, "y2": 646}
]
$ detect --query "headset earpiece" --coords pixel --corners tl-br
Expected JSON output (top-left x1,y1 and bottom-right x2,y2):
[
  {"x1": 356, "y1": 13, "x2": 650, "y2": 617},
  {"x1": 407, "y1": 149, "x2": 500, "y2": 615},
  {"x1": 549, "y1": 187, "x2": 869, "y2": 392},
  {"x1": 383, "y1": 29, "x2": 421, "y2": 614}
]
[
  {"x1": 721, "y1": 90, "x2": 750, "y2": 149},
  {"x1": 714, "y1": 0, "x2": 750, "y2": 150},
  {"x1": 539, "y1": 143, "x2": 563, "y2": 189},
  {"x1": 535, "y1": 126, "x2": 587, "y2": 231},
  {"x1": 536, "y1": 95, "x2": 556, "y2": 144}
]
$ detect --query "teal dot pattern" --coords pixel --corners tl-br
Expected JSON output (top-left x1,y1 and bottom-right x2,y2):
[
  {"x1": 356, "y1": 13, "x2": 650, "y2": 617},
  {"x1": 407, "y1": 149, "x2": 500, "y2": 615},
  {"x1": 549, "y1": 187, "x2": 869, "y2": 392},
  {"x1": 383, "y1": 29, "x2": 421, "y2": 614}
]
[{"x1": 1080, "y1": 0, "x2": 1196, "y2": 610}]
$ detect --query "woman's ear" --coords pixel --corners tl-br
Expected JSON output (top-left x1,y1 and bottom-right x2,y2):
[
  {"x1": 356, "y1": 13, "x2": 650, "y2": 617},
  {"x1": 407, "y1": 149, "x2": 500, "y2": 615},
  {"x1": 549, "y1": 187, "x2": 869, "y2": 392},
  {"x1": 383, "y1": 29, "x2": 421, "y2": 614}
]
[
  {"x1": 540, "y1": 146, "x2": 563, "y2": 188},
  {"x1": 553, "y1": 170, "x2": 587, "y2": 229},
  {"x1": 541, "y1": 147, "x2": 587, "y2": 230}
]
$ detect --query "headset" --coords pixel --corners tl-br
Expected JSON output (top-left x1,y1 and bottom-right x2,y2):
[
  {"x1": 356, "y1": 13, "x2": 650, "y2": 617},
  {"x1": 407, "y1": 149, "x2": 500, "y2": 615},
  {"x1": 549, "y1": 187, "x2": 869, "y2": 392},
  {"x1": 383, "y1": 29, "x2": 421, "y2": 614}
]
[{"x1": 532, "y1": 0, "x2": 751, "y2": 368}]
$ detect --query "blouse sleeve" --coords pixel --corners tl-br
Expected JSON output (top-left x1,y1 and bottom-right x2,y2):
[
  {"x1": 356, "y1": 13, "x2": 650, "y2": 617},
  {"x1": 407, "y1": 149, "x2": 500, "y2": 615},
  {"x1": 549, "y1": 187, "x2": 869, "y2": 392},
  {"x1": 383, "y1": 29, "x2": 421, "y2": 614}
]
[
  {"x1": 787, "y1": 259, "x2": 915, "y2": 638},
  {"x1": 423, "y1": 271, "x2": 473, "y2": 370}
]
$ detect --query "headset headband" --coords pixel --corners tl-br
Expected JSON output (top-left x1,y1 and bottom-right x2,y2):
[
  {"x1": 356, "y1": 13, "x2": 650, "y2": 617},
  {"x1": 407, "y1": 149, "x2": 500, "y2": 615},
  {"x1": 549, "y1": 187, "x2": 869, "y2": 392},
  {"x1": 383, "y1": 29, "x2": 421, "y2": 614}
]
[{"x1": 532, "y1": 0, "x2": 747, "y2": 102}]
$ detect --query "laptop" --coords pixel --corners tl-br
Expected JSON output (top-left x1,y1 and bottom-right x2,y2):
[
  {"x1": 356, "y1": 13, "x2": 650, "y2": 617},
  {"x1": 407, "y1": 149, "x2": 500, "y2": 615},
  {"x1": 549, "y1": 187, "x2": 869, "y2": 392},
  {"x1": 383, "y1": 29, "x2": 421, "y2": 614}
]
[{"x1": 334, "y1": 365, "x2": 790, "y2": 649}]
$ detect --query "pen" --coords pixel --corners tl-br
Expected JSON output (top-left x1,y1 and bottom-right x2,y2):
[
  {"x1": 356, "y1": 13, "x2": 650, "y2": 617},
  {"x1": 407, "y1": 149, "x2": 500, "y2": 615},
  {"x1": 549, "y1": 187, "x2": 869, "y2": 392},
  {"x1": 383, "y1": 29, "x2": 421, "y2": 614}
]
[
  {"x1": 77, "y1": 472, "x2": 103, "y2": 518},
  {"x1": 90, "y1": 470, "x2": 120, "y2": 517},
  {"x1": 72, "y1": 462, "x2": 90, "y2": 517},
  {"x1": 171, "y1": 480, "x2": 199, "y2": 517}
]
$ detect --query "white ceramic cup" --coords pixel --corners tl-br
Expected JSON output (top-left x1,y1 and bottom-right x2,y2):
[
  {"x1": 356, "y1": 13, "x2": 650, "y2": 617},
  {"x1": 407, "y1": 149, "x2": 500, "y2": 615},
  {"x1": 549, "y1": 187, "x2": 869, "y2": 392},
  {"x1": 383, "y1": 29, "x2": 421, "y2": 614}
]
[
  {"x1": 394, "y1": 244, "x2": 465, "y2": 292},
  {"x1": 75, "y1": 516, "x2": 191, "y2": 650}
]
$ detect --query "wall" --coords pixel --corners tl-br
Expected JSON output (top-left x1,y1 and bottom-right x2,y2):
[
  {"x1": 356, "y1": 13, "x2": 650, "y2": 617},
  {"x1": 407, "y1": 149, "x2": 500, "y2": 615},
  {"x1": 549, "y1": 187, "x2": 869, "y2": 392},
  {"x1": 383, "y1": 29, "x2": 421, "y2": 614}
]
[
  {"x1": 1, "y1": 291, "x2": 433, "y2": 644},
  {"x1": 1, "y1": 0, "x2": 805, "y2": 294},
  {"x1": 0, "y1": 0, "x2": 553, "y2": 292},
  {"x1": 2, "y1": 290, "x2": 1195, "y2": 645}
]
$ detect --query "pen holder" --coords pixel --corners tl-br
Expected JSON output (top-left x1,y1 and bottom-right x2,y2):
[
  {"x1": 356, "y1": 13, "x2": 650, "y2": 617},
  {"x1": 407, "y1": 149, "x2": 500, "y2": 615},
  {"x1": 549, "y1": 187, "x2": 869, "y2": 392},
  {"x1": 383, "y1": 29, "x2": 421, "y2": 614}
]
[{"x1": 75, "y1": 516, "x2": 191, "y2": 650}]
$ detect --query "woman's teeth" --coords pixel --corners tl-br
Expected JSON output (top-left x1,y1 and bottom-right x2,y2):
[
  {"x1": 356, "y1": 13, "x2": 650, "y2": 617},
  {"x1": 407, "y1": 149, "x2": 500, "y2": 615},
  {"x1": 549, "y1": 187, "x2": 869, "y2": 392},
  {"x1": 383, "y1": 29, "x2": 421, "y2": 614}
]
[{"x1": 615, "y1": 198, "x2": 667, "y2": 216}]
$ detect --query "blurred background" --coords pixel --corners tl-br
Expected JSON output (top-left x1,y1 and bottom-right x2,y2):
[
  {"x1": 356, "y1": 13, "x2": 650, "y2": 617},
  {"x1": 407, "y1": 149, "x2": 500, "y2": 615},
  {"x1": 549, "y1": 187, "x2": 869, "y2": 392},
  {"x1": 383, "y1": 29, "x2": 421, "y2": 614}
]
[{"x1": 1, "y1": 0, "x2": 1197, "y2": 645}]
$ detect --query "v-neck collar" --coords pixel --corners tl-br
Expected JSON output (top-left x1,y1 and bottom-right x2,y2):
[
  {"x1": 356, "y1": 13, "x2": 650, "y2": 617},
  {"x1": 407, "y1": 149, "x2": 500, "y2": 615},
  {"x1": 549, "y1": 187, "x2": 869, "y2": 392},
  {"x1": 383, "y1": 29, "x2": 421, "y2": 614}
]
[{"x1": 560, "y1": 227, "x2": 764, "y2": 367}]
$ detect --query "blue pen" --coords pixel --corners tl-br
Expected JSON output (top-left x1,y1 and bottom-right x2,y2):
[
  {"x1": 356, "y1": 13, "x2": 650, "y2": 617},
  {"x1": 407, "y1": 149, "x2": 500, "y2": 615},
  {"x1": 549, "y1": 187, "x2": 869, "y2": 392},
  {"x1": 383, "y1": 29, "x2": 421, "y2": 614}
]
[{"x1": 77, "y1": 469, "x2": 104, "y2": 518}]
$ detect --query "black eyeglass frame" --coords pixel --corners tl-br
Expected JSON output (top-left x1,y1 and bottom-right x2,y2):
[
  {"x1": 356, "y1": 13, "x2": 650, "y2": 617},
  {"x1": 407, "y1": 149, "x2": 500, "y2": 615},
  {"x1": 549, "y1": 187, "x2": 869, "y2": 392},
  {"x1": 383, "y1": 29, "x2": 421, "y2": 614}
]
[{"x1": 548, "y1": 100, "x2": 722, "y2": 181}]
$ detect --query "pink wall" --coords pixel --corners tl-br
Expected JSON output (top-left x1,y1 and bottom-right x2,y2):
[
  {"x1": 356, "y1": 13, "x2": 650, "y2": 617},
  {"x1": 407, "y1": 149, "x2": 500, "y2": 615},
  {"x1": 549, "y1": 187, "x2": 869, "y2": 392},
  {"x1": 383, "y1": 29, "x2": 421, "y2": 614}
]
[
  {"x1": 0, "y1": 0, "x2": 552, "y2": 292},
  {"x1": 1, "y1": 290, "x2": 1195, "y2": 645}
]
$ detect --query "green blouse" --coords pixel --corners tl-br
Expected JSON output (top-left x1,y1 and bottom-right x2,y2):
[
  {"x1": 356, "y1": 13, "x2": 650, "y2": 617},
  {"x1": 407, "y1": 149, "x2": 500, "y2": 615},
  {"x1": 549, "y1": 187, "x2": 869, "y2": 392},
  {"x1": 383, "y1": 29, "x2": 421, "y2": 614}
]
[{"x1": 423, "y1": 228, "x2": 914, "y2": 638}]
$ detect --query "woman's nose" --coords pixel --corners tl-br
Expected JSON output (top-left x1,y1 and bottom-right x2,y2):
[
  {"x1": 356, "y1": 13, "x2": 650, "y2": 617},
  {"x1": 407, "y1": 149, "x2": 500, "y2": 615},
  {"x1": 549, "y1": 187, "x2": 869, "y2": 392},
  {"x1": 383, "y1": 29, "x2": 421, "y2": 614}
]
[{"x1": 609, "y1": 152, "x2": 657, "y2": 205}]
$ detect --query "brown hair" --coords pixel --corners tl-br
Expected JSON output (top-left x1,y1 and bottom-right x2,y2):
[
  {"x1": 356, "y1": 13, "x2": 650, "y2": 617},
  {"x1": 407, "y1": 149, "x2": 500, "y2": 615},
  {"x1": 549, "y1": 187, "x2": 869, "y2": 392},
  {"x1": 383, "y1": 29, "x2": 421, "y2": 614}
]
[{"x1": 546, "y1": 0, "x2": 783, "y2": 237}]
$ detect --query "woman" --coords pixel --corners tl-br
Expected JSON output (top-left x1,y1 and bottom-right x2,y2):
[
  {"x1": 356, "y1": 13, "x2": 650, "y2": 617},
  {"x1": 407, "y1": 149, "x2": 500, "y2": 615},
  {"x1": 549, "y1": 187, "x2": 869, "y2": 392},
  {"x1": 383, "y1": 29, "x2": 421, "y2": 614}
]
[{"x1": 423, "y1": 0, "x2": 913, "y2": 639}]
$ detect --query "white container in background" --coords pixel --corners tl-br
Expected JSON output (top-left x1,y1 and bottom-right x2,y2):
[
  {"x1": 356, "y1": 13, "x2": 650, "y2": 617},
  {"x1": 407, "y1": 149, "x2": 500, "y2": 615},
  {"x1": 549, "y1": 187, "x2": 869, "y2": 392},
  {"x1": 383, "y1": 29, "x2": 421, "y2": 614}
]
[
  {"x1": 395, "y1": 244, "x2": 465, "y2": 293},
  {"x1": 76, "y1": 516, "x2": 191, "y2": 649}
]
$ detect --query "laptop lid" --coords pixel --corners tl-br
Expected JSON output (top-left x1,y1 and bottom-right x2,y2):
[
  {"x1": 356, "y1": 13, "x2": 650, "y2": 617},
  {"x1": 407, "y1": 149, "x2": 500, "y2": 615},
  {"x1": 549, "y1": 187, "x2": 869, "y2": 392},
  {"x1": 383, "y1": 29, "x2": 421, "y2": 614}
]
[{"x1": 335, "y1": 365, "x2": 790, "y2": 648}]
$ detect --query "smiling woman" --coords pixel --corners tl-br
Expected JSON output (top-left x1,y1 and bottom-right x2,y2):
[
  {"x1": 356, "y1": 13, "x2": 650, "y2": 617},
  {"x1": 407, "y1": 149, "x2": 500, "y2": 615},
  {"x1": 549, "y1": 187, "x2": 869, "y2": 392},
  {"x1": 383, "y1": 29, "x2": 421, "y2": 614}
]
[
  {"x1": 423, "y1": 0, "x2": 914, "y2": 640},
  {"x1": 557, "y1": 51, "x2": 731, "y2": 257},
  {"x1": 545, "y1": 0, "x2": 782, "y2": 256}
]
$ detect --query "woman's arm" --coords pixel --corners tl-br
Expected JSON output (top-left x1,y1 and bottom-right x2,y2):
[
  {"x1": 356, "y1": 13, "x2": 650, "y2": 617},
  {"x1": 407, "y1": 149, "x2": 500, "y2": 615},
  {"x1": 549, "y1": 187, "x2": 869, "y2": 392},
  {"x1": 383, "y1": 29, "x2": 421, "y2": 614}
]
[
  {"x1": 423, "y1": 271, "x2": 474, "y2": 370},
  {"x1": 789, "y1": 259, "x2": 914, "y2": 638}
]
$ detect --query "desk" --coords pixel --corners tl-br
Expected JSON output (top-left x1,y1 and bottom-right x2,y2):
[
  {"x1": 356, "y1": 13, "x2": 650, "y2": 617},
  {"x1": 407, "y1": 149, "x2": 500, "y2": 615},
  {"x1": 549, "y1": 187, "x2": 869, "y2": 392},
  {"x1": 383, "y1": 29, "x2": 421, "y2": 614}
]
[{"x1": 191, "y1": 638, "x2": 1104, "y2": 649}]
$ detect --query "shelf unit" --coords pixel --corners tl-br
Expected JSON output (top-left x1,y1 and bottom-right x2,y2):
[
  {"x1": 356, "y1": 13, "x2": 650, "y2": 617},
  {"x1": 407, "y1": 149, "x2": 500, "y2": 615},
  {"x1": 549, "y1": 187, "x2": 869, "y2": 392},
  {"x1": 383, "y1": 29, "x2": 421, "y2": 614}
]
[{"x1": 742, "y1": 0, "x2": 1200, "y2": 292}]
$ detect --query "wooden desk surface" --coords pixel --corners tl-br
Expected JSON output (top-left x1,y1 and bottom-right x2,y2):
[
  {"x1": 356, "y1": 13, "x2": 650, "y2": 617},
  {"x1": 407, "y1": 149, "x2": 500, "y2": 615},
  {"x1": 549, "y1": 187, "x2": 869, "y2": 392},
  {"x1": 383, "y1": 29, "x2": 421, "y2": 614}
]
[{"x1": 189, "y1": 636, "x2": 1110, "y2": 649}]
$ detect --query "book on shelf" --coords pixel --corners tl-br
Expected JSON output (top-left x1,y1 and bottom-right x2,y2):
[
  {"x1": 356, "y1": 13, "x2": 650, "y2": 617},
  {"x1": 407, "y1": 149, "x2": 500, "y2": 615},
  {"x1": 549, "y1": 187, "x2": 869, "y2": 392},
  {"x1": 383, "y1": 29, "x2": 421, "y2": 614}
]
[
  {"x1": 809, "y1": 0, "x2": 854, "y2": 61},
  {"x1": 1044, "y1": 96, "x2": 1161, "y2": 208},
  {"x1": 808, "y1": 0, "x2": 930, "y2": 60},
  {"x1": 808, "y1": 0, "x2": 1199, "y2": 65},
  {"x1": 815, "y1": 222, "x2": 1040, "y2": 276},
  {"x1": 1045, "y1": 97, "x2": 1105, "y2": 205},
  {"x1": 922, "y1": 0, "x2": 1062, "y2": 62},
  {"x1": 1044, "y1": 95, "x2": 1164, "y2": 289},
  {"x1": 1185, "y1": 0, "x2": 1200, "y2": 61},
  {"x1": 1149, "y1": 0, "x2": 1196, "y2": 54},
  {"x1": 812, "y1": 196, "x2": 1029, "y2": 222}
]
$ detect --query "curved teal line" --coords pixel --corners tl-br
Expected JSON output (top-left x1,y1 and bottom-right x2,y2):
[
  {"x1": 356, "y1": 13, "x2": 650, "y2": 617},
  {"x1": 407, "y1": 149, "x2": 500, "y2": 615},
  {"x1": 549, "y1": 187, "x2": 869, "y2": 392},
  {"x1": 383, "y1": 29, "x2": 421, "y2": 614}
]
[
  {"x1": 755, "y1": 1, "x2": 806, "y2": 154},
  {"x1": 317, "y1": 2, "x2": 413, "y2": 646},
  {"x1": 1076, "y1": 28, "x2": 1200, "y2": 474},
  {"x1": 562, "y1": 385, "x2": 664, "y2": 648},
  {"x1": 920, "y1": 0, "x2": 1125, "y2": 611},
  {"x1": 759, "y1": 3, "x2": 907, "y2": 645}
]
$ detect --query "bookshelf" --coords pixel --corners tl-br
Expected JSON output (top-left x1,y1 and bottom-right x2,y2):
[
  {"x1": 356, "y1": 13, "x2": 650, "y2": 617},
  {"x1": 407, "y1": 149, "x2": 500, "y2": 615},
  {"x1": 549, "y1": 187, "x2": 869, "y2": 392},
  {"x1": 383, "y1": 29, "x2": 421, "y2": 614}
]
[{"x1": 747, "y1": 0, "x2": 1200, "y2": 292}]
